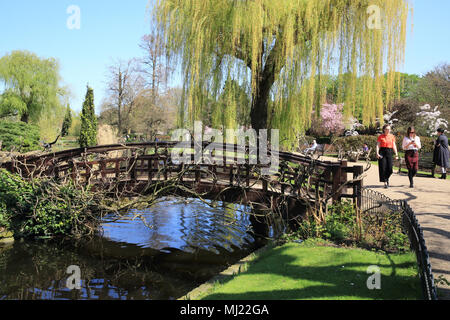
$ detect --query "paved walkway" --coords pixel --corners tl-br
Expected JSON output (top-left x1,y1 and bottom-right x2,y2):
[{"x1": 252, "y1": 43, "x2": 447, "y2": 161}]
[{"x1": 355, "y1": 161, "x2": 450, "y2": 299}]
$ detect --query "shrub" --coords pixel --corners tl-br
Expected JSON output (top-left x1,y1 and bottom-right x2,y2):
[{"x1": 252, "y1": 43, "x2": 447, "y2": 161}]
[
  {"x1": 0, "y1": 169, "x2": 100, "y2": 239},
  {"x1": 0, "y1": 202, "x2": 9, "y2": 229},
  {"x1": 0, "y1": 121, "x2": 41, "y2": 153},
  {"x1": 294, "y1": 201, "x2": 358, "y2": 242},
  {"x1": 418, "y1": 136, "x2": 435, "y2": 154},
  {"x1": 323, "y1": 201, "x2": 358, "y2": 241},
  {"x1": 291, "y1": 200, "x2": 410, "y2": 252}
]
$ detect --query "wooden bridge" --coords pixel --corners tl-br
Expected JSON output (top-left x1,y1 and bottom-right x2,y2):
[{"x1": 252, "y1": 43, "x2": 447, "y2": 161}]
[{"x1": 0, "y1": 142, "x2": 364, "y2": 217}]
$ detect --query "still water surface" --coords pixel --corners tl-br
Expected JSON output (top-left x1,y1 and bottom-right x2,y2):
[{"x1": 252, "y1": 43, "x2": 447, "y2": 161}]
[{"x1": 0, "y1": 197, "x2": 267, "y2": 300}]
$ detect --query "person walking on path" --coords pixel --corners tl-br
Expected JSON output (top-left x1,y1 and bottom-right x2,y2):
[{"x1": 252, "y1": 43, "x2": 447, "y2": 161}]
[
  {"x1": 402, "y1": 127, "x2": 421, "y2": 188},
  {"x1": 433, "y1": 128, "x2": 449, "y2": 179},
  {"x1": 376, "y1": 124, "x2": 399, "y2": 188}
]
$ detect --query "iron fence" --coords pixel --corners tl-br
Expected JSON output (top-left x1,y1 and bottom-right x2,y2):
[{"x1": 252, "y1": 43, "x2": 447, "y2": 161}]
[{"x1": 360, "y1": 188, "x2": 438, "y2": 300}]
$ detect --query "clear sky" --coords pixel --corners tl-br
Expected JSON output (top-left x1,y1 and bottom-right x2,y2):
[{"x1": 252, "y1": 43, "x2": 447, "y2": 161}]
[{"x1": 0, "y1": 0, "x2": 449, "y2": 114}]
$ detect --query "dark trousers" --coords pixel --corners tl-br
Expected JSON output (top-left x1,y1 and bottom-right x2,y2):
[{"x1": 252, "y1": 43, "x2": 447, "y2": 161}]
[{"x1": 378, "y1": 148, "x2": 393, "y2": 183}]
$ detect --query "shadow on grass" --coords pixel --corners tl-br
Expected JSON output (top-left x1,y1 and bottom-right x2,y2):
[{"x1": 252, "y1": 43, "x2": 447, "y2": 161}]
[{"x1": 201, "y1": 244, "x2": 422, "y2": 300}]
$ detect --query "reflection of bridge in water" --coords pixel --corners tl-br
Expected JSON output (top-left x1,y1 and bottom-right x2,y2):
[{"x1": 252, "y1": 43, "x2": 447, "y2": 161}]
[{"x1": 1, "y1": 141, "x2": 364, "y2": 226}]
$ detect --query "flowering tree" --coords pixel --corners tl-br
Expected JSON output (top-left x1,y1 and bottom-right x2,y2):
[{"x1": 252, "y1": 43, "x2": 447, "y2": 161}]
[
  {"x1": 383, "y1": 110, "x2": 399, "y2": 127},
  {"x1": 416, "y1": 104, "x2": 448, "y2": 136},
  {"x1": 320, "y1": 103, "x2": 345, "y2": 136},
  {"x1": 344, "y1": 117, "x2": 364, "y2": 136}
]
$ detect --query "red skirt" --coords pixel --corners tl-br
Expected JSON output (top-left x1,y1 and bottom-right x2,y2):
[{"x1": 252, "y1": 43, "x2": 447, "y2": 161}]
[{"x1": 405, "y1": 150, "x2": 419, "y2": 171}]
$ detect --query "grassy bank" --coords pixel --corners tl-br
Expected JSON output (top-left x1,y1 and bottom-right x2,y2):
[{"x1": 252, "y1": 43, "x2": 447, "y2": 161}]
[{"x1": 196, "y1": 239, "x2": 422, "y2": 300}]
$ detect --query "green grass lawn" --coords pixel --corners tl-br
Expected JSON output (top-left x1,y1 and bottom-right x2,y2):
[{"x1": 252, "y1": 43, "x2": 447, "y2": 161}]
[{"x1": 196, "y1": 239, "x2": 422, "y2": 300}]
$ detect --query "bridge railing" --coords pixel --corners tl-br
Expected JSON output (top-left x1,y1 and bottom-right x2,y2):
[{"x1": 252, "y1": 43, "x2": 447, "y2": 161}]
[{"x1": 1, "y1": 141, "x2": 364, "y2": 206}]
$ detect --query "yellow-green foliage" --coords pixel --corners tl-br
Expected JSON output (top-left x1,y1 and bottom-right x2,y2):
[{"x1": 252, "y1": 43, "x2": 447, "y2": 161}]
[
  {"x1": 68, "y1": 111, "x2": 82, "y2": 137},
  {"x1": 154, "y1": 0, "x2": 410, "y2": 148},
  {"x1": 38, "y1": 103, "x2": 65, "y2": 142}
]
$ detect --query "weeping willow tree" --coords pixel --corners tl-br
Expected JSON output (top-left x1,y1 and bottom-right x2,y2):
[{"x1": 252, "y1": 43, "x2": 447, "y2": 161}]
[{"x1": 154, "y1": 0, "x2": 411, "y2": 148}]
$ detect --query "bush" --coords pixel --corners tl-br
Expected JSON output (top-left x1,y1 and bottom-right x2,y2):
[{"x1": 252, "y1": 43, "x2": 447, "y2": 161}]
[
  {"x1": 0, "y1": 169, "x2": 100, "y2": 239},
  {"x1": 393, "y1": 133, "x2": 435, "y2": 155},
  {"x1": 323, "y1": 201, "x2": 358, "y2": 241},
  {"x1": 0, "y1": 202, "x2": 9, "y2": 229},
  {"x1": 418, "y1": 136, "x2": 435, "y2": 154},
  {"x1": 291, "y1": 200, "x2": 410, "y2": 252},
  {"x1": 0, "y1": 121, "x2": 41, "y2": 153},
  {"x1": 294, "y1": 201, "x2": 358, "y2": 242}
]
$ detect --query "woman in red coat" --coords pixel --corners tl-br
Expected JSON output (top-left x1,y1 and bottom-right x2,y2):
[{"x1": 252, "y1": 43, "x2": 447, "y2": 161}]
[{"x1": 376, "y1": 125, "x2": 399, "y2": 188}]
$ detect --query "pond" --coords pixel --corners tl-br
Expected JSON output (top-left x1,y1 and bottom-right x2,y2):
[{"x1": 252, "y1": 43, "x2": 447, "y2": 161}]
[{"x1": 0, "y1": 196, "x2": 281, "y2": 300}]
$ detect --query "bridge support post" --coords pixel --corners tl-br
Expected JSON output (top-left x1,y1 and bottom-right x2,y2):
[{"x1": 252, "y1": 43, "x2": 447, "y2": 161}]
[
  {"x1": 114, "y1": 159, "x2": 120, "y2": 179},
  {"x1": 340, "y1": 160, "x2": 348, "y2": 196},
  {"x1": 100, "y1": 160, "x2": 106, "y2": 180},
  {"x1": 331, "y1": 164, "x2": 342, "y2": 202},
  {"x1": 195, "y1": 165, "x2": 201, "y2": 184},
  {"x1": 128, "y1": 151, "x2": 137, "y2": 181},
  {"x1": 353, "y1": 165, "x2": 364, "y2": 209}
]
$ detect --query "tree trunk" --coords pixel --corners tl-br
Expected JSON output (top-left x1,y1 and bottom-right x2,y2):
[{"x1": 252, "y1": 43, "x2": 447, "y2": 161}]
[
  {"x1": 250, "y1": 84, "x2": 270, "y2": 131},
  {"x1": 250, "y1": 41, "x2": 279, "y2": 131},
  {"x1": 118, "y1": 72, "x2": 123, "y2": 135},
  {"x1": 250, "y1": 65, "x2": 276, "y2": 131}
]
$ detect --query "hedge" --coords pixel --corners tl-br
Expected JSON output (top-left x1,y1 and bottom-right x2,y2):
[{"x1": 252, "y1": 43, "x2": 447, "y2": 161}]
[{"x1": 332, "y1": 135, "x2": 436, "y2": 161}]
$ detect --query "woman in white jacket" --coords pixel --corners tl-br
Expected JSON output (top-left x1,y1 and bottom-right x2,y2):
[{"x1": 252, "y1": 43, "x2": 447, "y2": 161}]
[{"x1": 402, "y1": 127, "x2": 421, "y2": 188}]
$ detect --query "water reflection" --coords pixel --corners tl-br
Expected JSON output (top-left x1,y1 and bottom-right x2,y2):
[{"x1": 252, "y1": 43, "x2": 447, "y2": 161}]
[
  {"x1": 0, "y1": 197, "x2": 266, "y2": 300},
  {"x1": 102, "y1": 197, "x2": 256, "y2": 254}
]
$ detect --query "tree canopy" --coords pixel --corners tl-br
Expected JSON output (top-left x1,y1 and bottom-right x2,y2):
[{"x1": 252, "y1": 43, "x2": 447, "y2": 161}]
[
  {"x1": 153, "y1": 0, "x2": 411, "y2": 147},
  {"x1": 0, "y1": 50, "x2": 65, "y2": 123}
]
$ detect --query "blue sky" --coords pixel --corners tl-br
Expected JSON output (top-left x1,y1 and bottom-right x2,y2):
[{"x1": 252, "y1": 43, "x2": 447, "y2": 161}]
[{"x1": 0, "y1": 0, "x2": 449, "y2": 114}]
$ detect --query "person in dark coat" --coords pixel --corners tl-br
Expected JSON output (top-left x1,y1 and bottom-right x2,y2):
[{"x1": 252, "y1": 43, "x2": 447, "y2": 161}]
[{"x1": 433, "y1": 128, "x2": 449, "y2": 179}]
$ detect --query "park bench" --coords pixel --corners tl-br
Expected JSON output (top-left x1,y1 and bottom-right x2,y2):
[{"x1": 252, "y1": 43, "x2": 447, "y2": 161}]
[{"x1": 304, "y1": 144, "x2": 331, "y2": 157}]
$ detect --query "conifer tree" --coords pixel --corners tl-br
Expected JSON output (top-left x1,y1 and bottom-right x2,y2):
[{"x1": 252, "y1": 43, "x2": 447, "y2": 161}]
[
  {"x1": 79, "y1": 86, "x2": 98, "y2": 147},
  {"x1": 61, "y1": 105, "x2": 72, "y2": 137}
]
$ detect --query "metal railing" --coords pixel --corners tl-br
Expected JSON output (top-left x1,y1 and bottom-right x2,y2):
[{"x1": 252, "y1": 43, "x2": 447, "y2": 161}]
[{"x1": 360, "y1": 188, "x2": 438, "y2": 300}]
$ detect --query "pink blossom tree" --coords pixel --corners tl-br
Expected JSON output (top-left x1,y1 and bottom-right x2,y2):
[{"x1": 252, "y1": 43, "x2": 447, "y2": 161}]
[{"x1": 320, "y1": 103, "x2": 345, "y2": 136}]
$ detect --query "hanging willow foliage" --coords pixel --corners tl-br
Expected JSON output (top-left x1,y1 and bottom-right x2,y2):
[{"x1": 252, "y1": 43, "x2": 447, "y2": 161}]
[{"x1": 153, "y1": 0, "x2": 411, "y2": 148}]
